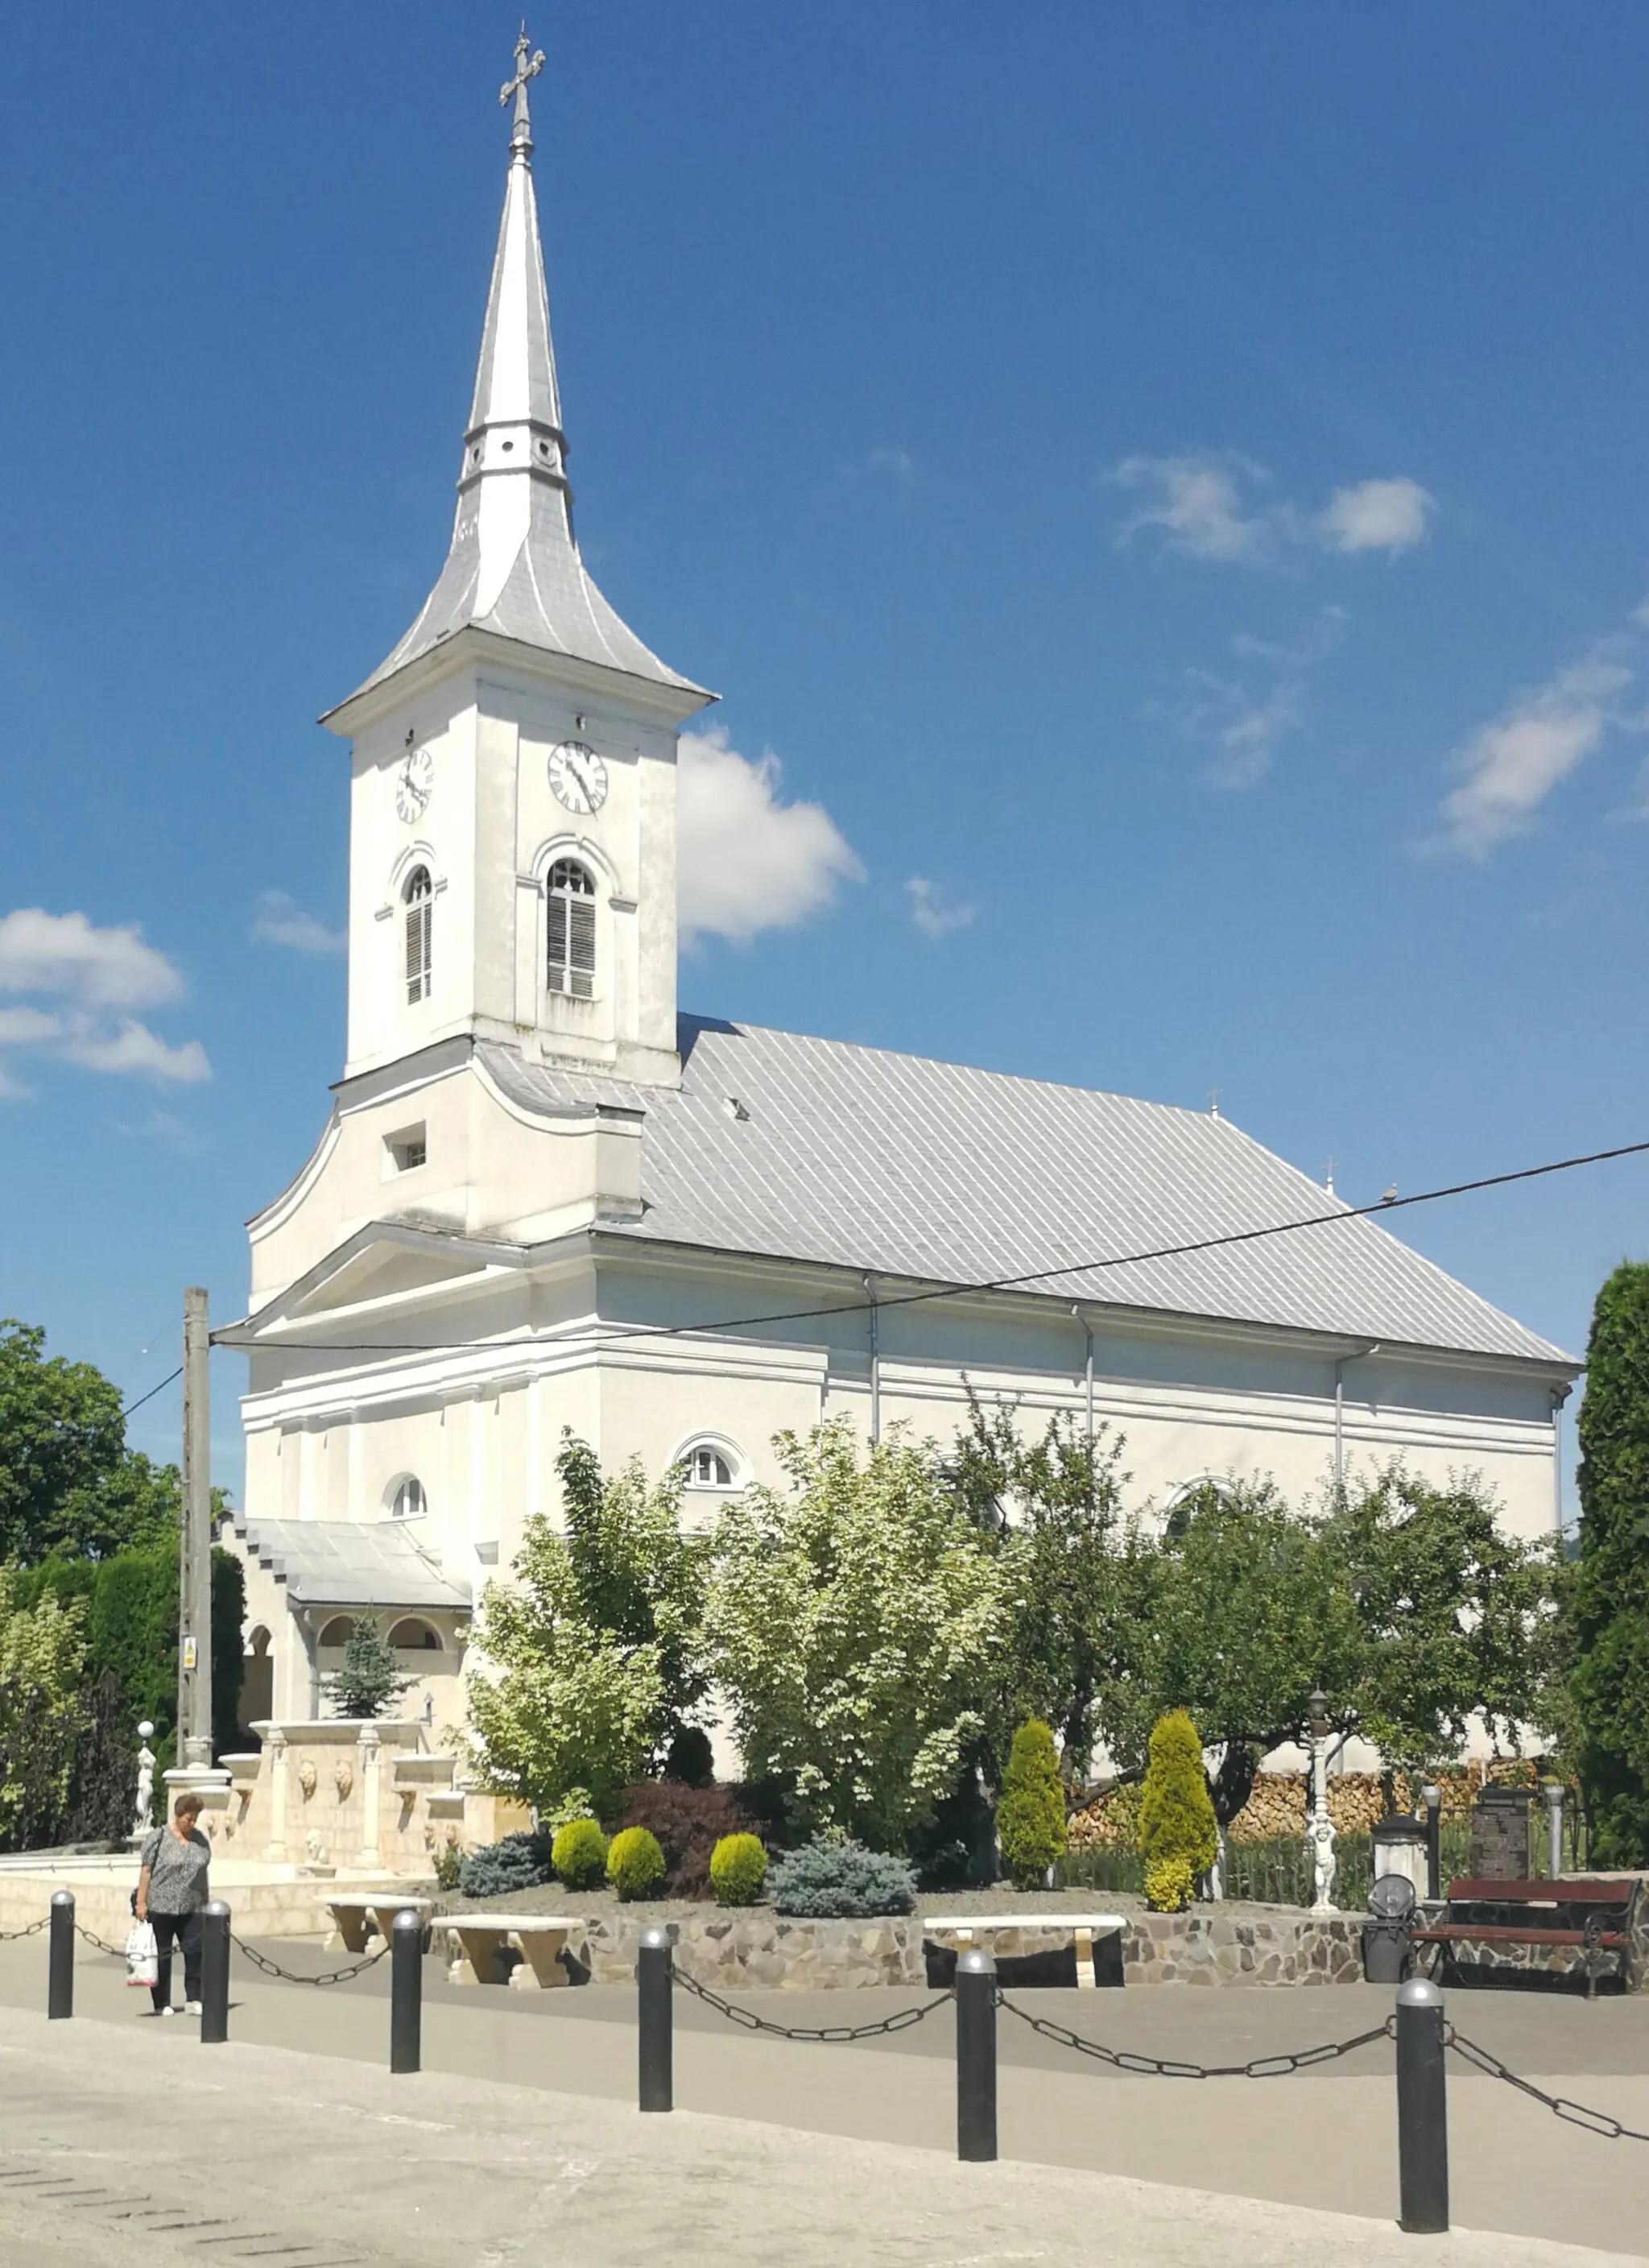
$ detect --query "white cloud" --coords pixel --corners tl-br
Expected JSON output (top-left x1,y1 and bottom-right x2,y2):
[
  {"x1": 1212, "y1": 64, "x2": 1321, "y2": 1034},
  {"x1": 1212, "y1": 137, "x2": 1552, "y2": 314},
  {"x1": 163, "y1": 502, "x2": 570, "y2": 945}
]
[
  {"x1": 1114, "y1": 456, "x2": 1434, "y2": 567},
  {"x1": 1180, "y1": 610, "x2": 1345, "y2": 789},
  {"x1": 251, "y1": 891, "x2": 345, "y2": 954},
  {"x1": 57, "y1": 1017, "x2": 211, "y2": 1083},
  {"x1": 0, "y1": 908, "x2": 182, "y2": 1007},
  {"x1": 867, "y1": 446, "x2": 915, "y2": 482},
  {"x1": 1432, "y1": 655, "x2": 1633, "y2": 859},
  {"x1": 1320, "y1": 477, "x2": 1434, "y2": 555},
  {"x1": 0, "y1": 907, "x2": 209, "y2": 1091},
  {"x1": 677, "y1": 730, "x2": 864, "y2": 945},
  {"x1": 904, "y1": 877, "x2": 977, "y2": 940}
]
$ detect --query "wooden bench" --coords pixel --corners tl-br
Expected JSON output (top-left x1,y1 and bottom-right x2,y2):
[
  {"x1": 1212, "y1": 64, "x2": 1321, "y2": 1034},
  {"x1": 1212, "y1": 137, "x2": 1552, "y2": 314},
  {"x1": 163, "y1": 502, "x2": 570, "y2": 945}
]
[
  {"x1": 1413, "y1": 1878, "x2": 1642, "y2": 1998},
  {"x1": 443, "y1": 1915, "x2": 581, "y2": 1990},
  {"x1": 923, "y1": 1912, "x2": 1127, "y2": 1990},
  {"x1": 324, "y1": 1896, "x2": 433, "y2": 1953}
]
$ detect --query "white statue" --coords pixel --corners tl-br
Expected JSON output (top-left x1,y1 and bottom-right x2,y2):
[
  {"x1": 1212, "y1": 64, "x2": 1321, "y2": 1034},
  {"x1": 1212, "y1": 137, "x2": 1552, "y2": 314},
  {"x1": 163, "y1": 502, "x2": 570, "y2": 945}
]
[
  {"x1": 1309, "y1": 1811, "x2": 1338, "y2": 1913},
  {"x1": 132, "y1": 1721, "x2": 155, "y2": 1837}
]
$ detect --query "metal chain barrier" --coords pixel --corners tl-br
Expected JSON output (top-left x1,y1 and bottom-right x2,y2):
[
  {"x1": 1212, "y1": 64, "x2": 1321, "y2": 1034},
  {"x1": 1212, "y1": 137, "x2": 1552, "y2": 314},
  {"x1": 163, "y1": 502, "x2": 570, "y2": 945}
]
[
  {"x1": 73, "y1": 1923, "x2": 130, "y2": 1959},
  {"x1": 998, "y1": 1990, "x2": 1395, "y2": 2079},
  {"x1": 0, "y1": 1918, "x2": 47, "y2": 1942},
  {"x1": 672, "y1": 1963, "x2": 951, "y2": 2042},
  {"x1": 230, "y1": 1932, "x2": 391, "y2": 1988},
  {"x1": 1446, "y1": 2027, "x2": 1649, "y2": 2143}
]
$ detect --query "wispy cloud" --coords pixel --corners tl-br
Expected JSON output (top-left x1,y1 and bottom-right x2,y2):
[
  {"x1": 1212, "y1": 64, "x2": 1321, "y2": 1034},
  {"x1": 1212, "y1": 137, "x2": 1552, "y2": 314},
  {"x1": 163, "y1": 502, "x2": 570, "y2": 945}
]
[
  {"x1": 1114, "y1": 456, "x2": 1433, "y2": 568},
  {"x1": 867, "y1": 446, "x2": 915, "y2": 483},
  {"x1": 677, "y1": 730, "x2": 864, "y2": 946},
  {"x1": 1180, "y1": 610, "x2": 1346, "y2": 789},
  {"x1": 0, "y1": 908, "x2": 209, "y2": 1095},
  {"x1": 1429, "y1": 651, "x2": 1635, "y2": 859},
  {"x1": 904, "y1": 877, "x2": 977, "y2": 940},
  {"x1": 251, "y1": 890, "x2": 345, "y2": 954}
]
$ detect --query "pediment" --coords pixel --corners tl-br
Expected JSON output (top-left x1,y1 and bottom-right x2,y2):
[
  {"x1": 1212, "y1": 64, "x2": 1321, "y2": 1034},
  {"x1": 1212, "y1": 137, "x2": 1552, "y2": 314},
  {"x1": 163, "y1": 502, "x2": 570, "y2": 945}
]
[{"x1": 222, "y1": 1220, "x2": 528, "y2": 1347}]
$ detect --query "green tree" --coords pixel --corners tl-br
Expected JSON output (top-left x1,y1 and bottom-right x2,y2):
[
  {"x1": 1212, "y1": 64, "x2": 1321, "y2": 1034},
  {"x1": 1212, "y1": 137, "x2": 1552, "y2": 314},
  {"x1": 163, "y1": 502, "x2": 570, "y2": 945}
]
[
  {"x1": 1321, "y1": 1465, "x2": 1565, "y2": 1778},
  {"x1": 0, "y1": 1570, "x2": 89, "y2": 1849},
  {"x1": 466, "y1": 1434, "x2": 708, "y2": 1820},
  {"x1": 0, "y1": 1319, "x2": 124, "y2": 1561},
  {"x1": 996, "y1": 1718, "x2": 1068, "y2": 1888},
  {"x1": 708, "y1": 1419, "x2": 1006, "y2": 1850},
  {"x1": 947, "y1": 1397, "x2": 1146, "y2": 1780},
  {"x1": 323, "y1": 1617, "x2": 415, "y2": 1720},
  {"x1": 1571, "y1": 1262, "x2": 1649, "y2": 1864},
  {"x1": 1104, "y1": 1482, "x2": 1358, "y2": 1826}
]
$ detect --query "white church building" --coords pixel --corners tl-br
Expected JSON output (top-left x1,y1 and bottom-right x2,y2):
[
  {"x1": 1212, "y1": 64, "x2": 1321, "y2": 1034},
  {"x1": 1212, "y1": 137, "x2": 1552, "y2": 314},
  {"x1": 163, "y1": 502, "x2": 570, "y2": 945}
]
[{"x1": 221, "y1": 42, "x2": 1578, "y2": 1736}]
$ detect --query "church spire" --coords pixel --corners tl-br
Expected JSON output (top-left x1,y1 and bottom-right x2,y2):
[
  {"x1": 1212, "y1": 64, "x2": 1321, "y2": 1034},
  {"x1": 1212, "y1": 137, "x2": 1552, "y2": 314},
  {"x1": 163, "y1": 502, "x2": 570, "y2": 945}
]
[{"x1": 337, "y1": 26, "x2": 709, "y2": 713}]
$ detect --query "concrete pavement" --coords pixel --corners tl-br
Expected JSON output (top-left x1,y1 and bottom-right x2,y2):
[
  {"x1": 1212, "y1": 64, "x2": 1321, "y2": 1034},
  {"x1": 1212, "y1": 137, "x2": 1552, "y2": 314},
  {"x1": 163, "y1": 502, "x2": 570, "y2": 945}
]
[{"x1": 0, "y1": 1935, "x2": 1646, "y2": 2264}]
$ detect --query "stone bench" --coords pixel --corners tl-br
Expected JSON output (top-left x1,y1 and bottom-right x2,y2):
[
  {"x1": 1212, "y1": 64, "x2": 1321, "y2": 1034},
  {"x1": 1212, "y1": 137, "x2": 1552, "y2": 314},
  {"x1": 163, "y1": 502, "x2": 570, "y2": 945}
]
[
  {"x1": 923, "y1": 1911, "x2": 1127, "y2": 1990},
  {"x1": 324, "y1": 1896, "x2": 433, "y2": 1953},
  {"x1": 443, "y1": 1915, "x2": 581, "y2": 1990}
]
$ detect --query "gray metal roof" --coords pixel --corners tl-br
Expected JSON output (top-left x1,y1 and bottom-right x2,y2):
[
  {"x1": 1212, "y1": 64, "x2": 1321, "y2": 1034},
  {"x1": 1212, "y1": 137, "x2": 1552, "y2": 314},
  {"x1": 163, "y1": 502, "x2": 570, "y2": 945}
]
[
  {"x1": 225, "y1": 1516, "x2": 471, "y2": 1612},
  {"x1": 480, "y1": 1020, "x2": 1572, "y2": 1367},
  {"x1": 343, "y1": 68, "x2": 707, "y2": 709}
]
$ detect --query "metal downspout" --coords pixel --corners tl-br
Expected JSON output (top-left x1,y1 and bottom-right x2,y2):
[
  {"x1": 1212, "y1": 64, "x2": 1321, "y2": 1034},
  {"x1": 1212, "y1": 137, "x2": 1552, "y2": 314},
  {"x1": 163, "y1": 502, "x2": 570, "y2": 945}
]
[
  {"x1": 1334, "y1": 1343, "x2": 1381, "y2": 1493},
  {"x1": 866, "y1": 1277, "x2": 880, "y2": 1446},
  {"x1": 1073, "y1": 1305, "x2": 1094, "y2": 1445}
]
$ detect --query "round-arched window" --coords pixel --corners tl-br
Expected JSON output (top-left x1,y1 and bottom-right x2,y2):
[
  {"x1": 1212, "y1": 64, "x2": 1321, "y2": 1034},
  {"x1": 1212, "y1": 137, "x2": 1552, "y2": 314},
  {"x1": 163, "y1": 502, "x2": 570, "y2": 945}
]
[
  {"x1": 680, "y1": 1440, "x2": 739, "y2": 1491},
  {"x1": 387, "y1": 1476, "x2": 427, "y2": 1522},
  {"x1": 317, "y1": 1616, "x2": 357, "y2": 1649},
  {"x1": 1163, "y1": 1472, "x2": 1236, "y2": 1543},
  {"x1": 403, "y1": 867, "x2": 433, "y2": 1004},
  {"x1": 387, "y1": 1619, "x2": 441, "y2": 1652},
  {"x1": 547, "y1": 859, "x2": 596, "y2": 999}
]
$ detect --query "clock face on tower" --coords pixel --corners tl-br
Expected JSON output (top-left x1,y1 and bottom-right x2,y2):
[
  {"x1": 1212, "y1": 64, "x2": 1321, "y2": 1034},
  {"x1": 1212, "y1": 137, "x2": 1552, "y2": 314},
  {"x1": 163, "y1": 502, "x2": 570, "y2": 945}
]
[
  {"x1": 548, "y1": 740, "x2": 609, "y2": 814},
  {"x1": 395, "y1": 745, "x2": 434, "y2": 823}
]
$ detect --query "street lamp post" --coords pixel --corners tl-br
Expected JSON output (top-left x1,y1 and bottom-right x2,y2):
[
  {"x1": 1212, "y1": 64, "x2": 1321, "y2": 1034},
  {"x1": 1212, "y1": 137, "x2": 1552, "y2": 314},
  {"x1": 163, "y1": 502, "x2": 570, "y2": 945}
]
[{"x1": 1307, "y1": 1685, "x2": 1337, "y2": 1913}]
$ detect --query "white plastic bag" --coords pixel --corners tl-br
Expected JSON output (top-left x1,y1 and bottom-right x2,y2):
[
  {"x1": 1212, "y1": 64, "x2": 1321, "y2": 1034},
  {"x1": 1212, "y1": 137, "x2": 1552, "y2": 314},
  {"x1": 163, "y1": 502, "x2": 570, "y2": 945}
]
[{"x1": 125, "y1": 1918, "x2": 157, "y2": 1989}]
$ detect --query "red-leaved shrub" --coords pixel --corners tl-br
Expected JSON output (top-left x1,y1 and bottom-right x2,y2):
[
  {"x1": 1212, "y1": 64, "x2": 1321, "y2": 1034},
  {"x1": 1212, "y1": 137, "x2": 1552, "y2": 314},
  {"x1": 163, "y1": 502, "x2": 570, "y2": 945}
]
[{"x1": 618, "y1": 1782, "x2": 753, "y2": 1898}]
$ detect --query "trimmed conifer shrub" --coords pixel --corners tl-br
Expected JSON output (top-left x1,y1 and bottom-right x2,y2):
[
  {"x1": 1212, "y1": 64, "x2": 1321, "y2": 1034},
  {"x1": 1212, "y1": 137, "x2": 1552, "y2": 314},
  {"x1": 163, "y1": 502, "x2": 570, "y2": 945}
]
[
  {"x1": 709, "y1": 1831, "x2": 768, "y2": 1906},
  {"x1": 768, "y1": 1836, "x2": 918, "y2": 1918},
  {"x1": 551, "y1": 1816, "x2": 609, "y2": 1889},
  {"x1": 1138, "y1": 1709, "x2": 1217, "y2": 1910},
  {"x1": 457, "y1": 1827, "x2": 554, "y2": 1899},
  {"x1": 996, "y1": 1718, "x2": 1067, "y2": 1889},
  {"x1": 1143, "y1": 1856, "x2": 1195, "y2": 1913},
  {"x1": 606, "y1": 1824, "x2": 667, "y2": 1900},
  {"x1": 663, "y1": 1725, "x2": 716, "y2": 1789}
]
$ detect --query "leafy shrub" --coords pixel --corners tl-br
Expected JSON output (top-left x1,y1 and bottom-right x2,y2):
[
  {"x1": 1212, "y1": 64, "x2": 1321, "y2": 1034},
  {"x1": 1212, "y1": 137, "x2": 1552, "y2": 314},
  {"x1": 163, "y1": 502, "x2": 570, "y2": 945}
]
[
  {"x1": 551, "y1": 1816, "x2": 609, "y2": 1889},
  {"x1": 606, "y1": 1824, "x2": 667, "y2": 1900},
  {"x1": 1144, "y1": 1856, "x2": 1195, "y2": 1912},
  {"x1": 997, "y1": 1718, "x2": 1067, "y2": 1889},
  {"x1": 768, "y1": 1836, "x2": 918, "y2": 1918},
  {"x1": 618, "y1": 1780, "x2": 752, "y2": 1898},
  {"x1": 1139, "y1": 1710, "x2": 1217, "y2": 1909},
  {"x1": 432, "y1": 1838, "x2": 464, "y2": 1892},
  {"x1": 663, "y1": 1725, "x2": 715, "y2": 1788},
  {"x1": 457, "y1": 1827, "x2": 553, "y2": 1899},
  {"x1": 709, "y1": 1831, "x2": 768, "y2": 1906}
]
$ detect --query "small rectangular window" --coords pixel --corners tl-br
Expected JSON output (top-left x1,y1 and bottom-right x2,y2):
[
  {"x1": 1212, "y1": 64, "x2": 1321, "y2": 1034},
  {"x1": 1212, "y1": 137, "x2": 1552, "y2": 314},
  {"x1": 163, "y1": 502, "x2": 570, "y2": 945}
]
[{"x1": 385, "y1": 1125, "x2": 427, "y2": 1174}]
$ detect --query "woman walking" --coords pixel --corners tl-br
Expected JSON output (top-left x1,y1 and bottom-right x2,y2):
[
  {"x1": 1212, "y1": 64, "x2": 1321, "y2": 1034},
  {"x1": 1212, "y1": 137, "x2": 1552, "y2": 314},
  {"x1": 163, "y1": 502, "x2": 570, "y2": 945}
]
[{"x1": 134, "y1": 1791, "x2": 212, "y2": 2017}]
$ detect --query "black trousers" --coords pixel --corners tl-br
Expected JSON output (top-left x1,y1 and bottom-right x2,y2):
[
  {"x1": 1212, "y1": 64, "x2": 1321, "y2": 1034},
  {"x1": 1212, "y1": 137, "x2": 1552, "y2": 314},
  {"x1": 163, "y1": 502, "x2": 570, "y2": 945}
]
[{"x1": 150, "y1": 1910, "x2": 203, "y2": 2011}]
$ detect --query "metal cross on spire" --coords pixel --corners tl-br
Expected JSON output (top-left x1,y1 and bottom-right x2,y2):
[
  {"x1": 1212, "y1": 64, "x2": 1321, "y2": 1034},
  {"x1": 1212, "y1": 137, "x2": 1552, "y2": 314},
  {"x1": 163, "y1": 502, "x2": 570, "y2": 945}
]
[{"x1": 501, "y1": 23, "x2": 544, "y2": 146}]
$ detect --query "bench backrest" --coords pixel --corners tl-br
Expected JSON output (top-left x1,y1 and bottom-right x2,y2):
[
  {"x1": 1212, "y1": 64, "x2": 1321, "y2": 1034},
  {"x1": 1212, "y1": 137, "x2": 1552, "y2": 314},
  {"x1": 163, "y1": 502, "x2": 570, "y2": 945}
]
[{"x1": 1445, "y1": 1877, "x2": 1635, "y2": 1906}]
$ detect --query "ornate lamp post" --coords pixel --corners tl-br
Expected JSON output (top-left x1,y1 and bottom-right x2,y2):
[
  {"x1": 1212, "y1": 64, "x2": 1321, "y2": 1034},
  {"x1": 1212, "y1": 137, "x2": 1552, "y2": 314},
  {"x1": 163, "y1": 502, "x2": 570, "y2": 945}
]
[{"x1": 1306, "y1": 1686, "x2": 1337, "y2": 1913}]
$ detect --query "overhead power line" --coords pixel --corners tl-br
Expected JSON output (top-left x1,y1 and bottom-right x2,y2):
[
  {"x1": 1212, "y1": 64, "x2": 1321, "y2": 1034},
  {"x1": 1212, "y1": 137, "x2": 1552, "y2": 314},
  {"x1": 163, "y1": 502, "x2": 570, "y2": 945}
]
[
  {"x1": 214, "y1": 1132, "x2": 1649, "y2": 1360},
  {"x1": 121, "y1": 1364, "x2": 184, "y2": 1421}
]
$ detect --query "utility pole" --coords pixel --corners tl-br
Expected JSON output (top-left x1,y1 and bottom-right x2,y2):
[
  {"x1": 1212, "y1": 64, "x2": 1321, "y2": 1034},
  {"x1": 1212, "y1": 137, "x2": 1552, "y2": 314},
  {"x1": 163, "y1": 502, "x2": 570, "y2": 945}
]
[{"x1": 179, "y1": 1286, "x2": 213, "y2": 1768}]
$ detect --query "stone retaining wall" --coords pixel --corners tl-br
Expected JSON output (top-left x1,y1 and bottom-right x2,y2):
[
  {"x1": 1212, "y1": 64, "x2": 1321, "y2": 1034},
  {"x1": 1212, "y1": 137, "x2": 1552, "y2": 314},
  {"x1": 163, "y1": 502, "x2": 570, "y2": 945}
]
[{"x1": 453, "y1": 1906, "x2": 1372, "y2": 1991}]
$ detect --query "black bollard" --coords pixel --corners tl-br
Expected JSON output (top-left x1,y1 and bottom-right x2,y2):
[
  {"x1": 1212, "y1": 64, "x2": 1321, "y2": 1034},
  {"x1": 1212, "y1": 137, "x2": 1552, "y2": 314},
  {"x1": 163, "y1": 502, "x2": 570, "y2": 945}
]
[
  {"x1": 390, "y1": 1907, "x2": 423, "y2": 2075},
  {"x1": 955, "y1": 1946, "x2": 998, "y2": 2163},
  {"x1": 637, "y1": 1927, "x2": 673, "y2": 2113},
  {"x1": 47, "y1": 1891, "x2": 74, "y2": 2021},
  {"x1": 200, "y1": 1902, "x2": 230, "y2": 2044},
  {"x1": 1395, "y1": 1976, "x2": 1449, "y2": 2234}
]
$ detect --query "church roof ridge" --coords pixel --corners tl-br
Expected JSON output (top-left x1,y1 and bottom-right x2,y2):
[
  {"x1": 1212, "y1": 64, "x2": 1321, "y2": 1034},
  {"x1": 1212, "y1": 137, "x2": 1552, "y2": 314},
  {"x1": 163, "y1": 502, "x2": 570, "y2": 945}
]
[
  {"x1": 475, "y1": 1026, "x2": 1574, "y2": 1368},
  {"x1": 336, "y1": 29, "x2": 710, "y2": 714}
]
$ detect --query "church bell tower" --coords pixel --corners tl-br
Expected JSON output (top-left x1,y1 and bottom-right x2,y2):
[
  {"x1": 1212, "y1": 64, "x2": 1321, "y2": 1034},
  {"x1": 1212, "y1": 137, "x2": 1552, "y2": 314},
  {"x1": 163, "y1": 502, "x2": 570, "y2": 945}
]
[{"x1": 322, "y1": 31, "x2": 713, "y2": 1093}]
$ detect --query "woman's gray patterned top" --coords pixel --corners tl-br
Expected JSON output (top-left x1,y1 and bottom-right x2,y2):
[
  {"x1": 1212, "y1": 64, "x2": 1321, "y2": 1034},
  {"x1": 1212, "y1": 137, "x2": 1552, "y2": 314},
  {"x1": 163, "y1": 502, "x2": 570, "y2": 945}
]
[{"x1": 139, "y1": 1825, "x2": 211, "y2": 1915}]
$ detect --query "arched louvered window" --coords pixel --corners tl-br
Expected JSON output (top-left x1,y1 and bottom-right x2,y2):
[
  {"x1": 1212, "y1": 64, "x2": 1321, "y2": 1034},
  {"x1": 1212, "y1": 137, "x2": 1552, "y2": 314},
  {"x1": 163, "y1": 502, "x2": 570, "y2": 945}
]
[
  {"x1": 403, "y1": 867, "x2": 433, "y2": 1005},
  {"x1": 547, "y1": 859, "x2": 596, "y2": 999}
]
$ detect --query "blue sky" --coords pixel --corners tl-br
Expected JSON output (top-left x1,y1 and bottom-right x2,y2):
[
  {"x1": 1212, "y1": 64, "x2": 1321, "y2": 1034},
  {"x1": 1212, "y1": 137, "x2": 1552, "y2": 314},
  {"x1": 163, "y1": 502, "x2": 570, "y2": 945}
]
[{"x1": 3, "y1": 2, "x2": 1647, "y2": 1509}]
